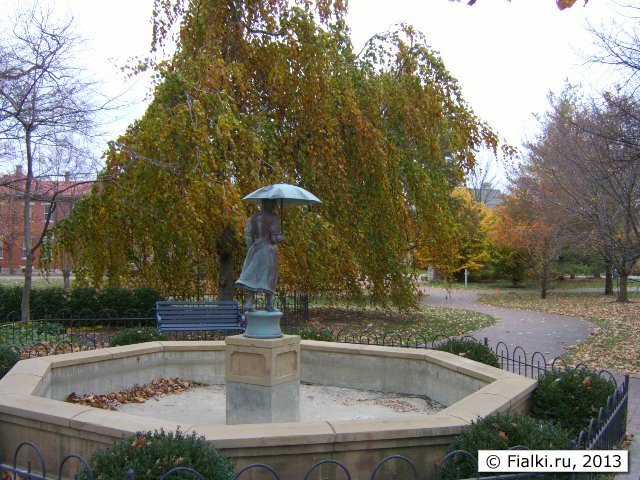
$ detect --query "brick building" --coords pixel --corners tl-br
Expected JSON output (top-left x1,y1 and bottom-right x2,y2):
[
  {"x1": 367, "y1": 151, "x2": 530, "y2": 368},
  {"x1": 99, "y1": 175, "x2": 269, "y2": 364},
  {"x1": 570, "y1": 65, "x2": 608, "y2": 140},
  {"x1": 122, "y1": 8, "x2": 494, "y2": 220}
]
[{"x1": 0, "y1": 165, "x2": 92, "y2": 274}]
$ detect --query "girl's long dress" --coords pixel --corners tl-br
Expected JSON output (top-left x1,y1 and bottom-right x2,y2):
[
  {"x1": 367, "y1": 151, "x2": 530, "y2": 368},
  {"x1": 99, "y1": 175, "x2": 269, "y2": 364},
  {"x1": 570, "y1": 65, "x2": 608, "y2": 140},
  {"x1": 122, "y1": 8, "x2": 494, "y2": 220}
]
[{"x1": 235, "y1": 211, "x2": 281, "y2": 294}]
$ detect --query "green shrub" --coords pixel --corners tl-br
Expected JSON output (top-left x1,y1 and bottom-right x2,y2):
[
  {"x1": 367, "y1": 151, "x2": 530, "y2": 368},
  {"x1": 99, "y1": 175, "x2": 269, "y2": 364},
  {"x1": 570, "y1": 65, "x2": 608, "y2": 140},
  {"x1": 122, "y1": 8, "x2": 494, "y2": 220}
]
[
  {"x1": 100, "y1": 287, "x2": 135, "y2": 316},
  {"x1": 0, "y1": 345, "x2": 20, "y2": 379},
  {"x1": 532, "y1": 368, "x2": 617, "y2": 437},
  {"x1": 35, "y1": 321, "x2": 66, "y2": 337},
  {"x1": 0, "y1": 285, "x2": 22, "y2": 321},
  {"x1": 131, "y1": 287, "x2": 163, "y2": 316},
  {"x1": 0, "y1": 285, "x2": 162, "y2": 324},
  {"x1": 434, "y1": 338, "x2": 500, "y2": 368},
  {"x1": 69, "y1": 287, "x2": 98, "y2": 315},
  {"x1": 30, "y1": 287, "x2": 68, "y2": 319},
  {"x1": 55, "y1": 286, "x2": 159, "y2": 317},
  {"x1": 87, "y1": 429, "x2": 235, "y2": 480},
  {"x1": 108, "y1": 327, "x2": 168, "y2": 347},
  {"x1": 439, "y1": 413, "x2": 572, "y2": 479},
  {"x1": 283, "y1": 326, "x2": 333, "y2": 341}
]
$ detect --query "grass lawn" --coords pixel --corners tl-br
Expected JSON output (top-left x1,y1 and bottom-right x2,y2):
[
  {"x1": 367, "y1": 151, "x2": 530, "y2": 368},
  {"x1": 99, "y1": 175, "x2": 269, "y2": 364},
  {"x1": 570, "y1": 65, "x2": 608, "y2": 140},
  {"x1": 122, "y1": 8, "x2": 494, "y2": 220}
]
[
  {"x1": 304, "y1": 305, "x2": 495, "y2": 341},
  {"x1": 478, "y1": 291, "x2": 640, "y2": 375},
  {"x1": 0, "y1": 276, "x2": 65, "y2": 289},
  {"x1": 427, "y1": 277, "x2": 606, "y2": 291}
]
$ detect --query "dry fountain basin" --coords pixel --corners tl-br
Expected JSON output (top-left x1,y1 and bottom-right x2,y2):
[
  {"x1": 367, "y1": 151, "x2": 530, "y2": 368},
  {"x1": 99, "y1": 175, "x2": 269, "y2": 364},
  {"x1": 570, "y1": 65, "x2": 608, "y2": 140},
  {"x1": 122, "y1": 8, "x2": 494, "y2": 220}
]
[{"x1": 0, "y1": 340, "x2": 536, "y2": 479}]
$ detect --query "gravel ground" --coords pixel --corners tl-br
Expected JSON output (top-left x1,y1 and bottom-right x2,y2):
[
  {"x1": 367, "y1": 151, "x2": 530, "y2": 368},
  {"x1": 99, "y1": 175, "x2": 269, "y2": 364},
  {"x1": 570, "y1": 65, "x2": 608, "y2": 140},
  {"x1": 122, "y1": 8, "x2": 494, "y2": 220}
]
[{"x1": 117, "y1": 383, "x2": 444, "y2": 425}]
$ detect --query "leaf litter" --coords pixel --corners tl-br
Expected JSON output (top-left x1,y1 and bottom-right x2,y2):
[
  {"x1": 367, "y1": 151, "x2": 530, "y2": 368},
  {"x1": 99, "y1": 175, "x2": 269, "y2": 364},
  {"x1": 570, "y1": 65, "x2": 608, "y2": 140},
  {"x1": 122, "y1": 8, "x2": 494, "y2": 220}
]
[{"x1": 66, "y1": 378, "x2": 205, "y2": 410}]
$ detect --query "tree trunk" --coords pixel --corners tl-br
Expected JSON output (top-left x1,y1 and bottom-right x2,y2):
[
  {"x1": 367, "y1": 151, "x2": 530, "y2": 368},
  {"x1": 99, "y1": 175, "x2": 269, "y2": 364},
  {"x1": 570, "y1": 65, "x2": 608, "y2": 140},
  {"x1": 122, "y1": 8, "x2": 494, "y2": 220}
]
[
  {"x1": 617, "y1": 274, "x2": 628, "y2": 302},
  {"x1": 218, "y1": 251, "x2": 235, "y2": 301},
  {"x1": 62, "y1": 251, "x2": 72, "y2": 291},
  {"x1": 63, "y1": 269, "x2": 71, "y2": 290},
  {"x1": 540, "y1": 263, "x2": 548, "y2": 299},
  {"x1": 21, "y1": 129, "x2": 34, "y2": 322},
  {"x1": 21, "y1": 252, "x2": 34, "y2": 322},
  {"x1": 216, "y1": 226, "x2": 238, "y2": 301},
  {"x1": 7, "y1": 248, "x2": 15, "y2": 275},
  {"x1": 604, "y1": 257, "x2": 613, "y2": 295}
]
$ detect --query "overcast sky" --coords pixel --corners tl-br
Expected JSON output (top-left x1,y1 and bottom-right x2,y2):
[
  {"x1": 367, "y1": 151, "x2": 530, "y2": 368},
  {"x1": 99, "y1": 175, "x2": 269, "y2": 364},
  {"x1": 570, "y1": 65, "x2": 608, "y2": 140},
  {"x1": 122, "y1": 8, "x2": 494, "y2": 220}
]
[{"x1": 3, "y1": 0, "x2": 626, "y2": 184}]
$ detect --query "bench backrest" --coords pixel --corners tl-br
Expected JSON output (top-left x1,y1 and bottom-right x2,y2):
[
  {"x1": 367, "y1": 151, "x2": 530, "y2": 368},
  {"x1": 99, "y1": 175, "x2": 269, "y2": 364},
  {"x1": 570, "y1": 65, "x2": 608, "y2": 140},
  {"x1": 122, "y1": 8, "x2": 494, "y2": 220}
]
[{"x1": 156, "y1": 301, "x2": 243, "y2": 331}]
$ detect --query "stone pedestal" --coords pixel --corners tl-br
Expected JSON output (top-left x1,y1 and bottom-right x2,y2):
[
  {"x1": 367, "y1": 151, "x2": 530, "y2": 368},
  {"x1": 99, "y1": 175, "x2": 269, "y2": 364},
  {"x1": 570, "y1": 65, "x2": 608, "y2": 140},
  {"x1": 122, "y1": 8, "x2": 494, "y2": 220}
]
[{"x1": 225, "y1": 334, "x2": 300, "y2": 424}]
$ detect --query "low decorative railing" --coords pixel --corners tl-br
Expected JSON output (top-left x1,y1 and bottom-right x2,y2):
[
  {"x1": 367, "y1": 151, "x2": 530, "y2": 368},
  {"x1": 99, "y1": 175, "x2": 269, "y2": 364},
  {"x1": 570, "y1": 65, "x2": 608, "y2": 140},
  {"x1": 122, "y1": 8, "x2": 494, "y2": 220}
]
[
  {"x1": 0, "y1": 449, "x2": 429, "y2": 480},
  {"x1": 0, "y1": 293, "x2": 308, "y2": 343}
]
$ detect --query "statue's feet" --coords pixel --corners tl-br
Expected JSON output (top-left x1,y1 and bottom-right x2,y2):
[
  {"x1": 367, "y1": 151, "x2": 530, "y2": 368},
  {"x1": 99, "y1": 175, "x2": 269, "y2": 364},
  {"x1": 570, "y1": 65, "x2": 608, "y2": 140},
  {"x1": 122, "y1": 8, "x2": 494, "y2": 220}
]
[
  {"x1": 244, "y1": 302, "x2": 255, "y2": 312},
  {"x1": 266, "y1": 305, "x2": 276, "y2": 312}
]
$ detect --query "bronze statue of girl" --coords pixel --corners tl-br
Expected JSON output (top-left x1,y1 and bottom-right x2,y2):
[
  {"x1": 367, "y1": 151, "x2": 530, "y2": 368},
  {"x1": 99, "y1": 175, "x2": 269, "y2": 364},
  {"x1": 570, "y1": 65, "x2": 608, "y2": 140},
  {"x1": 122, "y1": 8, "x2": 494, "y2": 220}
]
[{"x1": 235, "y1": 199, "x2": 284, "y2": 311}]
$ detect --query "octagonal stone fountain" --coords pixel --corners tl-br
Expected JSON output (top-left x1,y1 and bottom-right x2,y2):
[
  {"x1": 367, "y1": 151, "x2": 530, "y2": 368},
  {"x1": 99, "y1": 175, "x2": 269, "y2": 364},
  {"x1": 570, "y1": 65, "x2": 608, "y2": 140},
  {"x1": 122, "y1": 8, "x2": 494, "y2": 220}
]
[{"x1": 0, "y1": 339, "x2": 535, "y2": 478}]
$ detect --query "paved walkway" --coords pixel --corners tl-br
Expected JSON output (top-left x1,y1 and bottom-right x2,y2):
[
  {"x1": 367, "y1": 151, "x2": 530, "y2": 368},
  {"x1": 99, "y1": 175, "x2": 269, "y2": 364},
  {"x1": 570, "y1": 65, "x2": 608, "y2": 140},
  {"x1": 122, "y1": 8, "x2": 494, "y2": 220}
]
[{"x1": 420, "y1": 287, "x2": 640, "y2": 480}]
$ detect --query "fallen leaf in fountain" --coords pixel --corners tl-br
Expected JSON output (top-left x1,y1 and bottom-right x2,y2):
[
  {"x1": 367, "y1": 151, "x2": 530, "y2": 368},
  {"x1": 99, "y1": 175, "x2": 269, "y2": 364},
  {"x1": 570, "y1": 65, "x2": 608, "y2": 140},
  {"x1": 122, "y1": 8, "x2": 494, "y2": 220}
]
[{"x1": 64, "y1": 378, "x2": 206, "y2": 410}]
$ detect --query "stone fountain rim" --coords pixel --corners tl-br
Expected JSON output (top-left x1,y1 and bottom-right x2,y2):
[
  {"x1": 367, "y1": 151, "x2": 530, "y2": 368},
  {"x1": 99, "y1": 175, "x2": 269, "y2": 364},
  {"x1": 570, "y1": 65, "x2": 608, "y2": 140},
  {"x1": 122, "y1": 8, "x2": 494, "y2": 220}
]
[
  {"x1": 0, "y1": 338, "x2": 537, "y2": 480},
  {"x1": 0, "y1": 340, "x2": 536, "y2": 441}
]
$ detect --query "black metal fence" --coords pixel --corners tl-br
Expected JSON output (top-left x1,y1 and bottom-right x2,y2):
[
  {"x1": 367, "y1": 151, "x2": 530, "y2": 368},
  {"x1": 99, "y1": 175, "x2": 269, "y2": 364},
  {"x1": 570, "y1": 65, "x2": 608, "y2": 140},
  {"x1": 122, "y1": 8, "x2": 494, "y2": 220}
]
[
  {"x1": 0, "y1": 293, "x2": 309, "y2": 354},
  {"x1": 243, "y1": 291, "x2": 309, "y2": 326},
  {"x1": 166, "y1": 291, "x2": 309, "y2": 326},
  {"x1": 0, "y1": 450, "x2": 427, "y2": 480}
]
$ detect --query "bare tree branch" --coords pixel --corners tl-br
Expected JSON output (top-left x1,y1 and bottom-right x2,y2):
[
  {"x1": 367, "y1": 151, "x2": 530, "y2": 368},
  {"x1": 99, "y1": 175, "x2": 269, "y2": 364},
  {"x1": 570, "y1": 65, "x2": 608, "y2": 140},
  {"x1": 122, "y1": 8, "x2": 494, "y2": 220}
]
[{"x1": 0, "y1": 4, "x2": 112, "y2": 319}]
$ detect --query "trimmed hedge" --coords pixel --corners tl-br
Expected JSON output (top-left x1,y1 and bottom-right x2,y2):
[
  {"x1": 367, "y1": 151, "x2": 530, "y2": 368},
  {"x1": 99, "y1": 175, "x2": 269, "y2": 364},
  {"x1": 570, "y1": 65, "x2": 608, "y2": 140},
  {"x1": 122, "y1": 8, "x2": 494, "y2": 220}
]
[
  {"x1": 0, "y1": 345, "x2": 20, "y2": 379},
  {"x1": 0, "y1": 285, "x2": 22, "y2": 321},
  {"x1": 108, "y1": 327, "x2": 169, "y2": 347},
  {"x1": 283, "y1": 325, "x2": 333, "y2": 341},
  {"x1": 87, "y1": 429, "x2": 235, "y2": 480},
  {"x1": 439, "y1": 369, "x2": 618, "y2": 479},
  {"x1": 434, "y1": 338, "x2": 500, "y2": 368},
  {"x1": 532, "y1": 368, "x2": 617, "y2": 437},
  {"x1": 0, "y1": 285, "x2": 162, "y2": 321},
  {"x1": 440, "y1": 413, "x2": 572, "y2": 479}
]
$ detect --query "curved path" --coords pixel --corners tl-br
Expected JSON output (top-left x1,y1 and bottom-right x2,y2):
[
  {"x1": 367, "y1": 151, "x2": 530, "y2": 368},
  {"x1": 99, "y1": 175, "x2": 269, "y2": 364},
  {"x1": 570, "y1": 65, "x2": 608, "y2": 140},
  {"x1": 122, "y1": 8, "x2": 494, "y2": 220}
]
[
  {"x1": 420, "y1": 286, "x2": 639, "y2": 480},
  {"x1": 420, "y1": 286, "x2": 594, "y2": 359}
]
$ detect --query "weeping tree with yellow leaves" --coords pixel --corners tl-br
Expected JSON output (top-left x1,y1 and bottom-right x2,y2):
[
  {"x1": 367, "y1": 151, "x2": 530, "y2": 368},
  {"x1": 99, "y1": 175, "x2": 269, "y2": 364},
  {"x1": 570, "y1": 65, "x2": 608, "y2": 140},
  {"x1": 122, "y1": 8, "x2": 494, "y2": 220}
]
[{"x1": 56, "y1": 0, "x2": 499, "y2": 308}]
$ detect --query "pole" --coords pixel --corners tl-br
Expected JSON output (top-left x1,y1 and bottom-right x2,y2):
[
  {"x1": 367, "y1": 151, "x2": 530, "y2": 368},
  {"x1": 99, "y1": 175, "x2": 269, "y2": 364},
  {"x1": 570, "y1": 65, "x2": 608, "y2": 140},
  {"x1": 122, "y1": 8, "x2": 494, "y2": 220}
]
[{"x1": 280, "y1": 199, "x2": 284, "y2": 234}]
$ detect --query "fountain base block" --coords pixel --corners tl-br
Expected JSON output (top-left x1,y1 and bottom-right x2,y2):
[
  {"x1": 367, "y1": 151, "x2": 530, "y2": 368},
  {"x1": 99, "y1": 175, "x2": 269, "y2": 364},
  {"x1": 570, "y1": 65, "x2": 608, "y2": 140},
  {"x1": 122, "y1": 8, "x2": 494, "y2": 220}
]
[{"x1": 225, "y1": 334, "x2": 301, "y2": 424}]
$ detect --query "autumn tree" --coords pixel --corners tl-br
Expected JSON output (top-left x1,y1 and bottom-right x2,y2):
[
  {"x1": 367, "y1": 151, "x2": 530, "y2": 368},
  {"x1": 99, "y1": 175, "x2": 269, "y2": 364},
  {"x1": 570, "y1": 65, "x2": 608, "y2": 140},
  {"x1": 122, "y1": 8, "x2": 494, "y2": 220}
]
[
  {"x1": 59, "y1": 0, "x2": 498, "y2": 308},
  {"x1": 438, "y1": 188, "x2": 491, "y2": 281},
  {"x1": 0, "y1": 4, "x2": 105, "y2": 320},
  {"x1": 526, "y1": 87, "x2": 640, "y2": 302},
  {"x1": 504, "y1": 163, "x2": 578, "y2": 298},
  {"x1": 479, "y1": 204, "x2": 525, "y2": 285}
]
